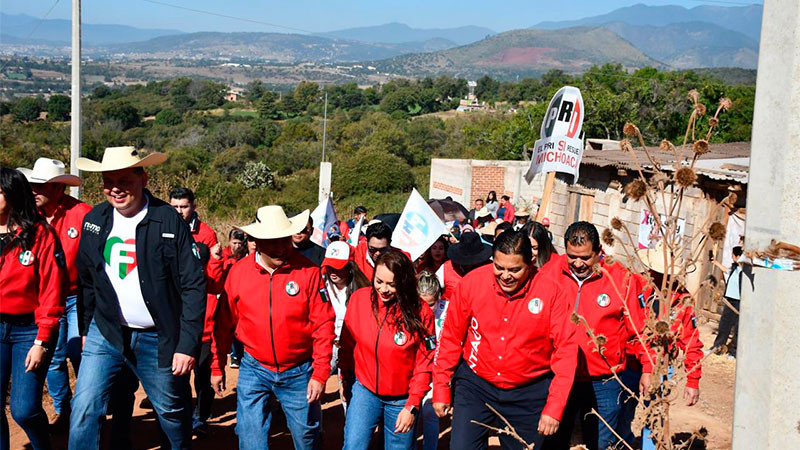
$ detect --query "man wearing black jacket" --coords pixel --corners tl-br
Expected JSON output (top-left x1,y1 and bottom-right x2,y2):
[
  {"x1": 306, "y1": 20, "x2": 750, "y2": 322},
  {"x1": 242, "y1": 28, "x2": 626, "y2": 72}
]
[{"x1": 69, "y1": 147, "x2": 206, "y2": 450}]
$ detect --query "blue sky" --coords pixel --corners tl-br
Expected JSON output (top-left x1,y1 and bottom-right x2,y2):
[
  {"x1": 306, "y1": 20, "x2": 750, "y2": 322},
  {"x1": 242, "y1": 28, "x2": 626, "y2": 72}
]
[{"x1": 1, "y1": 0, "x2": 763, "y2": 33}]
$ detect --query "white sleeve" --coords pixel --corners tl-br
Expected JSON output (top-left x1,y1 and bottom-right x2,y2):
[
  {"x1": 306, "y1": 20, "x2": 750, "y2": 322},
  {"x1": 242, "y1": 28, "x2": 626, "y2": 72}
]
[{"x1": 435, "y1": 264, "x2": 445, "y2": 288}]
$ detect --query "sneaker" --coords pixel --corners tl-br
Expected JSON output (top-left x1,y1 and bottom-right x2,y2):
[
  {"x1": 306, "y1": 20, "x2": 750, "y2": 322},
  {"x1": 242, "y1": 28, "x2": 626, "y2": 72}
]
[
  {"x1": 229, "y1": 356, "x2": 240, "y2": 368},
  {"x1": 726, "y1": 354, "x2": 736, "y2": 361}
]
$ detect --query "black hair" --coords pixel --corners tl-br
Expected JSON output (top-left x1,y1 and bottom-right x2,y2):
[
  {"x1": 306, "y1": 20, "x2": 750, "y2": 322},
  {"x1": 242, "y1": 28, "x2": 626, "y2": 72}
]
[
  {"x1": 564, "y1": 221, "x2": 601, "y2": 252},
  {"x1": 229, "y1": 229, "x2": 246, "y2": 241},
  {"x1": 475, "y1": 198, "x2": 484, "y2": 204},
  {"x1": 0, "y1": 168, "x2": 46, "y2": 250},
  {"x1": 492, "y1": 230, "x2": 533, "y2": 265},
  {"x1": 169, "y1": 186, "x2": 195, "y2": 203},
  {"x1": 732, "y1": 246, "x2": 743, "y2": 257},
  {"x1": 521, "y1": 222, "x2": 558, "y2": 268},
  {"x1": 486, "y1": 190, "x2": 497, "y2": 203},
  {"x1": 366, "y1": 222, "x2": 392, "y2": 243},
  {"x1": 323, "y1": 261, "x2": 370, "y2": 305},
  {"x1": 495, "y1": 221, "x2": 513, "y2": 235},
  {"x1": 372, "y1": 250, "x2": 428, "y2": 341},
  {"x1": 354, "y1": 205, "x2": 367, "y2": 215},
  {"x1": 501, "y1": 195, "x2": 510, "y2": 201}
]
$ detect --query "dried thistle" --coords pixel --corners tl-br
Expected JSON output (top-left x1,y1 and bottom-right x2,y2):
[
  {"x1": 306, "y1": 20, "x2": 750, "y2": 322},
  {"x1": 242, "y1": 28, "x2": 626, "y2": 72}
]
[
  {"x1": 719, "y1": 97, "x2": 733, "y2": 111},
  {"x1": 674, "y1": 167, "x2": 697, "y2": 187},
  {"x1": 624, "y1": 179, "x2": 647, "y2": 201},
  {"x1": 655, "y1": 321, "x2": 670, "y2": 335},
  {"x1": 650, "y1": 172, "x2": 668, "y2": 187},
  {"x1": 709, "y1": 222, "x2": 727, "y2": 241},
  {"x1": 688, "y1": 89, "x2": 700, "y2": 103},
  {"x1": 610, "y1": 217, "x2": 623, "y2": 231},
  {"x1": 722, "y1": 192, "x2": 738, "y2": 207},
  {"x1": 570, "y1": 312, "x2": 580, "y2": 324},
  {"x1": 623, "y1": 123, "x2": 640, "y2": 137},
  {"x1": 692, "y1": 139, "x2": 710, "y2": 155},
  {"x1": 708, "y1": 117, "x2": 719, "y2": 128},
  {"x1": 595, "y1": 335, "x2": 608, "y2": 346},
  {"x1": 659, "y1": 139, "x2": 672, "y2": 151},
  {"x1": 694, "y1": 103, "x2": 707, "y2": 117},
  {"x1": 602, "y1": 228, "x2": 615, "y2": 246},
  {"x1": 619, "y1": 139, "x2": 634, "y2": 152}
]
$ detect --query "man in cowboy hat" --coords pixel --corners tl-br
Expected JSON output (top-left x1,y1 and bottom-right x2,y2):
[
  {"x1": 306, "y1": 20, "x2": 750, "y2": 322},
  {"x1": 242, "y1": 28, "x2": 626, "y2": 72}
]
[
  {"x1": 210, "y1": 206, "x2": 335, "y2": 450},
  {"x1": 513, "y1": 207, "x2": 530, "y2": 231},
  {"x1": 16, "y1": 157, "x2": 91, "y2": 431},
  {"x1": 435, "y1": 232, "x2": 492, "y2": 302},
  {"x1": 69, "y1": 147, "x2": 206, "y2": 450}
]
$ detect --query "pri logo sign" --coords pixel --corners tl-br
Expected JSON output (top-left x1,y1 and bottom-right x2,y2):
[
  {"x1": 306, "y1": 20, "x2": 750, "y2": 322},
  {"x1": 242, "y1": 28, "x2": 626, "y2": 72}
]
[
  {"x1": 104, "y1": 237, "x2": 137, "y2": 279},
  {"x1": 524, "y1": 86, "x2": 585, "y2": 184}
]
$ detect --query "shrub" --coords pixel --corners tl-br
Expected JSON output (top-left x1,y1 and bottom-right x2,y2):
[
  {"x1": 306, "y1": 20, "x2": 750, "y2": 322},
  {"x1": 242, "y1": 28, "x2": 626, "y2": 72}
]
[
  {"x1": 335, "y1": 148, "x2": 414, "y2": 196},
  {"x1": 155, "y1": 108, "x2": 182, "y2": 126},
  {"x1": 47, "y1": 95, "x2": 71, "y2": 121},
  {"x1": 237, "y1": 161, "x2": 275, "y2": 189},
  {"x1": 12, "y1": 97, "x2": 45, "y2": 122}
]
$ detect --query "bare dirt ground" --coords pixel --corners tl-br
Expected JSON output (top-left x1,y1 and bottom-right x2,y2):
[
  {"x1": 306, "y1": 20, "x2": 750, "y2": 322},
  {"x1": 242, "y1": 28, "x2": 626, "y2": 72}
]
[{"x1": 8, "y1": 322, "x2": 733, "y2": 449}]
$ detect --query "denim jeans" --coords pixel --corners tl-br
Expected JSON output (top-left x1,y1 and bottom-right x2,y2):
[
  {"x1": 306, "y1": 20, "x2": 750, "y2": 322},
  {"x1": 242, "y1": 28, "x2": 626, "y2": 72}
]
[
  {"x1": 1, "y1": 321, "x2": 54, "y2": 450},
  {"x1": 343, "y1": 379, "x2": 414, "y2": 450},
  {"x1": 46, "y1": 294, "x2": 81, "y2": 415},
  {"x1": 553, "y1": 379, "x2": 624, "y2": 450},
  {"x1": 235, "y1": 352, "x2": 321, "y2": 450},
  {"x1": 420, "y1": 397, "x2": 439, "y2": 450},
  {"x1": 68, "y1": 320, "x2": 192, "y2": 450}
]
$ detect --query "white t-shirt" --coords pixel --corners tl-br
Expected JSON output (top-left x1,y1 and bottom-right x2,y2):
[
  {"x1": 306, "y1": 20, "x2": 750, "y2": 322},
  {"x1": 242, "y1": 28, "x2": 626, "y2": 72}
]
[
  {"x1": 328, "y1": 281, "x2": 349, "y2": 338},
  {"x1": 104, "y1": 202, "x2": 153, "y2": 328}
]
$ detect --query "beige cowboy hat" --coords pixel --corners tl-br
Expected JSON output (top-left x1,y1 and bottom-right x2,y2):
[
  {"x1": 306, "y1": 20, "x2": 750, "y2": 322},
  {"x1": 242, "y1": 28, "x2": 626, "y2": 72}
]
[
  {"x1": 237, "y1": 206, "x2": 310, "y2": 240},
  {"x1": 637, "y1": 241, "x2": 696, "y2": 275},
  {"x1": 477, "y1": 207, "x2": 492, "y2": 218},
  {"x1": 516, "y1": 207, "x2": 530, "y2": 217},
  {"x1": 76, "y1": 146, "x2": 167, "y2": 172},
  {"x1": 17, "y1": 158, "x2": 82, "y2": 186}
]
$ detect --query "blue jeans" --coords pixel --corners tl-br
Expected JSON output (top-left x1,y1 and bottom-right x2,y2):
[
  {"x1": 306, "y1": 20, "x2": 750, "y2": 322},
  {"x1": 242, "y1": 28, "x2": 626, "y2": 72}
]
[
  {"x1": 343, "y1": 379, "x2": 414, "y2": 450},
  {"x1": 68, "y1": 320, "x2": 192, "y2": 450},
  {"x1": 236, "y1": 352, "x2": 321, "y2": 450},
  {"x1": 46, "y1": 295, "x2": 81, "y2": 415},
  {"x1": 420, "y1": 397, "x2": 439, "y2": 450},
  {"x1": 1, "y1": 321, "x2": 54, "y2": 450},
  {"x1": 554, "y1": 379, "x2": 624, "y2": 450}
]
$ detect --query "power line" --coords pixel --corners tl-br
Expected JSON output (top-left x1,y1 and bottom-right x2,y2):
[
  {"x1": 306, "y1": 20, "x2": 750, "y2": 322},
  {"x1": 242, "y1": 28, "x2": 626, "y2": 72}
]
[
  {"x1": 689, "y1": 0, "x2": 760, "y2": 6},
  {"x1": 138, "y1": 0, "x2": 316, "y2": 35},
  {"x1": 0, "y1": 0, "x2": 61, "y2": 73}
]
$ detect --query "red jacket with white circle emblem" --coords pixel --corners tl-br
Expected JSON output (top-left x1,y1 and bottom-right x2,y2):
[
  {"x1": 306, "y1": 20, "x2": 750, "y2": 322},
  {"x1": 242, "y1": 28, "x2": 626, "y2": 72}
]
[
  {"x1": 552, "y1": 254, "x2": 652, "y2": 380},
  {"x1": 0, "y1": 222, "x2": 65, "y2": 342},
  {"x1": 211, "y1": 250, "x2": 335, "y2": 383},
  {"x1": 433, "y1": 264, "x2": 578, "y2": 421},
  {"x1": 45, "y1": 195, "x2": 91, "y2": 297},
  {"x1": 338, "y1": 287, "x2": 436, "y2": 409}
]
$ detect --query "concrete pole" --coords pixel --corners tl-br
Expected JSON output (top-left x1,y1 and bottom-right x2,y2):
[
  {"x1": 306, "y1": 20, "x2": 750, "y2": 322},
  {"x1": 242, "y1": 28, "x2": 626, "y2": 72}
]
[
  {"x1": 732, "y1": 0, "x2": 800, "y2": 448},
  {"x1": 69, "y1": 0, "x2": 81, "y2": 199}
]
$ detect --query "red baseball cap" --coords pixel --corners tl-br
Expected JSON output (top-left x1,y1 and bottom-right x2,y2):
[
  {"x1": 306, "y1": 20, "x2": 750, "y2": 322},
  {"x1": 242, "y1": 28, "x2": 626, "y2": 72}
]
[
  {"x1": 541, "y1": 217, "x2": 551, "y2": 227},
  {"x1": 322, "y1": 241, "x2": 352, "y2": 270}
]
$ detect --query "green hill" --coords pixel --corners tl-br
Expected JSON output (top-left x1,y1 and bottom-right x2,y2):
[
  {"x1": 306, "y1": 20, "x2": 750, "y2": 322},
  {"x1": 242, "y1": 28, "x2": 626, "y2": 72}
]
[{"x1": 372, "y1": 27, "x2": 663, "y2": 80}]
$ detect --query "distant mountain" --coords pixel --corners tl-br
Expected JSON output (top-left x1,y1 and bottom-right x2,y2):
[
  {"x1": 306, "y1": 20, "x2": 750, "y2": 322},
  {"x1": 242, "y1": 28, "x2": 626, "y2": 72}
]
[
  {"x1": 604, "y1": 21, "x2": 759, "y2": 69},
  {"x1": 105, "y1": 32, "x2": 453, "y2": 62},
  {"x1": 0, "y1": 13, "x2": 183, "y2": 46},
  {"x1": 320, "y1": 23, "x2": 495, "y2": 46},
  {"x1": 533, "y1": 3, "x2": 762, "y2": 42},
  {"x1": 371, "y1": 27, "x2": 662, "y2": 80}
]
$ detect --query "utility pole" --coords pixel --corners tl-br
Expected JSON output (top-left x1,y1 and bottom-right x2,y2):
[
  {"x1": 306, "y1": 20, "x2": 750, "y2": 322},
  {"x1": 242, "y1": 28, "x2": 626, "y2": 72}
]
[
  {"x1": 70, "y1": 0, "x2": 81, "y2": 198},
  {"x1": 318, "y1": 90, "x2": 332, "y2": 204},
  {"x1": 732, "y1": 0, "x2": 800, "y2": 448}
]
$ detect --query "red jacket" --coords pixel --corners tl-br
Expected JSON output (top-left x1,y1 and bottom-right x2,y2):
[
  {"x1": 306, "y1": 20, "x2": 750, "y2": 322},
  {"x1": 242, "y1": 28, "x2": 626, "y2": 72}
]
[
  {"x1": 211, "y1": 250, "x2": 336, "y2": 383},
  {"x1": 339, "y1": 288, "x2": 435, "y2": 408},
  {"x1": 439, "y1": 260, "x2": 463, "y2": 301},
  {"x1": 45, "y1": 195, "x2": 91, "y2": 297},
  {"x1": 434, "y1": 264, "x2": 577, "y2": 420},
  {"x1": 502, "y1": 202, "x2": 515, "y2": 223},
  {"x1": 190, "y1": 216, "x2": 222, "y2": 343},
  {"x1": 553, "y1": 254, "x2": 651, "y2": 380},
  {"x1": 0, "y1": 223, "x2": 65, "y2": 342}
]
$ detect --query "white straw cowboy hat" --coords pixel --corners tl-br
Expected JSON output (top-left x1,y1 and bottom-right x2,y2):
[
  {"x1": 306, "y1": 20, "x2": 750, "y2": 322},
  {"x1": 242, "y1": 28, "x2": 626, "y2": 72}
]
[
  {"x1": 237, "y1": 206, "x2": 310, "y2": 240},
  {"x1": 17, "y1": 158, "x2": 82, "y2": 186},
  {"x1": 76, "y1": 146, "x2": 167, "y2": 172},
  {"x1": 637, "y1": 241, "x2": 696, "y2": 275}
]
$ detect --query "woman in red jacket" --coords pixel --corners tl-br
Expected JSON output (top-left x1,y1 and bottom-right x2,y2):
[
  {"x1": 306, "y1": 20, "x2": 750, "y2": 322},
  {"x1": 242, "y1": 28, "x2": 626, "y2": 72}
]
[
  {"x1": 339, "y1": 249, "x2": 436, "y2": 450},
  {"x1": 0, "y1": 168, "x2": 64, "y2": 450}
]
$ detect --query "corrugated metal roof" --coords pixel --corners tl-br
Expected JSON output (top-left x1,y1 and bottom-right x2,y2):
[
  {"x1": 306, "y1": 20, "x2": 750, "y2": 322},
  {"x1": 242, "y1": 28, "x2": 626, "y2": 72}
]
[{"x1": 581, "y1": 139, "x2": 751, "y2": 183}]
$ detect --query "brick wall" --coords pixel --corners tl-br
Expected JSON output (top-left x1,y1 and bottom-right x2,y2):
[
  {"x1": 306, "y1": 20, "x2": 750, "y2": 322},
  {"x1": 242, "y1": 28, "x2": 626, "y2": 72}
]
[{"x1": 470, "y1": 166, "x2": 506, "y2": 204}]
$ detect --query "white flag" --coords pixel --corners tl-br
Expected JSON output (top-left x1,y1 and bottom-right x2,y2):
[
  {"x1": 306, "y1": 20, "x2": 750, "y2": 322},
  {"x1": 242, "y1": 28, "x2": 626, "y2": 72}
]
[
  {"x1": 392, "y1": 189, "x2": 448, "y2": 261},
  {"x1": 348, "y1": 217, "x2": 364, "y2": 245},
  {"x1": 310, "y1": 197, "x2": 338, "y2": 248}
]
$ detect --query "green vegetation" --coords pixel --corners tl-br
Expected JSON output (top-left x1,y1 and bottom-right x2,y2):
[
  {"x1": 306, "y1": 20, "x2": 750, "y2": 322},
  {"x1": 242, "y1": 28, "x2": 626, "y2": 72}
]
[{"x1": 1, "y1": 65, "x2": 755, "y2": 228}]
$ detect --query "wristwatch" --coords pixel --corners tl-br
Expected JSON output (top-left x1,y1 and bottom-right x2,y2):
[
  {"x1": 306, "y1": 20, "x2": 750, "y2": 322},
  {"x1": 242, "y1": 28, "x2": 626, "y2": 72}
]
[
  {"x1": 33, "y1": 339, "x2": 48, "y2": 350},
  {"x1": 406, "y1": 405, "x2": 419, "y2": 416}
]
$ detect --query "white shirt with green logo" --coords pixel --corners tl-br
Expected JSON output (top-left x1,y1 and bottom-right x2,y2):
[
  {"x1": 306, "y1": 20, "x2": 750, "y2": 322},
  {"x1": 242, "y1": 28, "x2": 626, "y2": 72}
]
[{"x1": 104, "y1": 202, "x2": 153, "y2": 328}]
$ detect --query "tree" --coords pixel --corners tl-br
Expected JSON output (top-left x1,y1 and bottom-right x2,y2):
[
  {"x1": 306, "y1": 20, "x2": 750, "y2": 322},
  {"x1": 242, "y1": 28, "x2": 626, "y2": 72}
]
[
  {"x1": 12, "y1": 97, "x2": 45, "y2": 122},
  {"x1": 245, "y1": 81, "x2": 267, "y2": 103},
  {"x1": 335, "y1": 148, "x2": 414, "y2": 196},
  {"x1": 155, "y1": 108, "x2": 182, "y2": 126},
  {"x1": 47, "y1": 95, "x2": 71, "y2": 121},
  {"x1": 475, "y1": 76, "x2": 500, "y2": 101},
  {"x1": 101, "y1": 101, "x2": 140, "y2": 130},
  {"x1": 293, "y1": 81, "x2": 319, "y2": 111}
]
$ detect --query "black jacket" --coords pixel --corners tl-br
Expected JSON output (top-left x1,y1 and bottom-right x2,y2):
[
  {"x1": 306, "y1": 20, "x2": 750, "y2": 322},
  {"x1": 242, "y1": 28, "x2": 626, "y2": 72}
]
[{"x1": 76, "y1": 191, "x2": 206, "y2": 367}]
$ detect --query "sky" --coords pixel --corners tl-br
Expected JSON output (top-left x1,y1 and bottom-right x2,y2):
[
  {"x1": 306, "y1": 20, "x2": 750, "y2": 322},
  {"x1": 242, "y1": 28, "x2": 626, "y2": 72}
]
[{"x1": 1, "y1": 0, "x2": 763, "y2": 33}]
